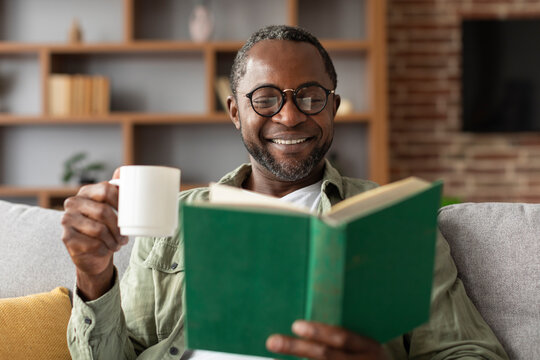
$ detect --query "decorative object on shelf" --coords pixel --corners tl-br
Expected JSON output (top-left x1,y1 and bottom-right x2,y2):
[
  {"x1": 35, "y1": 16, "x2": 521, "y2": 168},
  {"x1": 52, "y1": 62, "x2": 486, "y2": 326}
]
[
  {"x1": 215, "y1": 76, "x2": 231, "y2": 112},
  {"x1": 68, "y1": 18, "x2": 83, "y2": 44},
  {"x1": 62, "y1": 152, "x2": 105, "y2": 185},
  {"x1": 189, "y1": 0, "x2": 214, "y2": 42},
  {"x1": 336, "y1": 98, "x2": 354, "y2": 116},
  {"x1": 48, "y1": 74, "x2": 110, "y2": 116}
]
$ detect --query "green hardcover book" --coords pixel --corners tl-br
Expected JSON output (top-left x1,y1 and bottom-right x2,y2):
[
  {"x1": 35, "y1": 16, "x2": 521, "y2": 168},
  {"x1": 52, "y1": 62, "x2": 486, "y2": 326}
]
[{"x1": 182, "y1": 177, "x2": 443, "y2": 358}]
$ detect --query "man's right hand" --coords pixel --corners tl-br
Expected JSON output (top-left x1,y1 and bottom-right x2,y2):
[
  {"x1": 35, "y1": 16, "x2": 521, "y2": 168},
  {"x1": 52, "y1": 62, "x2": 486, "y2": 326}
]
[{"x1": 61, "y1": 172, "x2": 128, "y2": 301}]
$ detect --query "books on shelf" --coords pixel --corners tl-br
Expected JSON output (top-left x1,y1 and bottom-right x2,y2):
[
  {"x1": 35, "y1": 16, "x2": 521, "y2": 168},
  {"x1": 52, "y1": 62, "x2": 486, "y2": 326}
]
[
  {"x1": 48, "y1": 74, "x2": 110, "y2": 116},
  {"x1": 182, "y1": 177, "x2": 443, "y2": 358}
]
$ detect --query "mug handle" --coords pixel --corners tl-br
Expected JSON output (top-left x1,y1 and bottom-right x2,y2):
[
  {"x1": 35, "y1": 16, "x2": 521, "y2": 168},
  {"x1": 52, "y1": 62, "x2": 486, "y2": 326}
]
[{"x1": 108, "y1": 179, "x2": 121, "y2": 216}]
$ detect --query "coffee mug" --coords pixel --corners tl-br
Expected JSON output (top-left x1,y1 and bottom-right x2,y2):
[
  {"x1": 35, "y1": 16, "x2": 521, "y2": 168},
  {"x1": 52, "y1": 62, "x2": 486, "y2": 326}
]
[{"x1": 109, "y1": 165, "x2": 181, "y2": 237}]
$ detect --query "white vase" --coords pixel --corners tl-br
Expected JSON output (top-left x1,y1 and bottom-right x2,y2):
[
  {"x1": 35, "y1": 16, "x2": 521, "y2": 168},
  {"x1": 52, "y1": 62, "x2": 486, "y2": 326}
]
[{"x1": 189, "y1": 4, "x2": 214, "y2": 43}]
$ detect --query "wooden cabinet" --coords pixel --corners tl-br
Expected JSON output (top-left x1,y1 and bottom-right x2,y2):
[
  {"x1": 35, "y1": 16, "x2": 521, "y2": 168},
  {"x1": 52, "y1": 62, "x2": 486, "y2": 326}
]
[{"x1": 0, "y1": 0, "x2": 387, "y2": 208}]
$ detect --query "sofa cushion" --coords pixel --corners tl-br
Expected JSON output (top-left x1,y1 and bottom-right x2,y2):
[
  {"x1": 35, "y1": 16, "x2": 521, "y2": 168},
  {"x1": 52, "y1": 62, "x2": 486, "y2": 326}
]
[
  {"x1": 0, "y1": 200, "x2": 134, "y2": 298},
  {"x1": 0, "y1": 287, "x2": 71, "y2": 360},
  {"x1": 438, "y1": 202, "x2": 540, "y2": 360}
]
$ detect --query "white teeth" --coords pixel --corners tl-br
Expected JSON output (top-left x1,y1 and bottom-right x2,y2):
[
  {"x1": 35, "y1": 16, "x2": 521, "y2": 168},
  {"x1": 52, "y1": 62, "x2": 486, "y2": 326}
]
[{"x1": 272, "y1": 138, "x2": 308, "y2": 145}]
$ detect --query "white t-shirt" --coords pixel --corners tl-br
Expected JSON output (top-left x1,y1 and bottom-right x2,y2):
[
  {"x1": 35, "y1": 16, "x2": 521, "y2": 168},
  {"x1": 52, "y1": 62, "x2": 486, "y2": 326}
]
[
  {"x1": 279, "y1": 180, "x2": 323, "y2": 212},
  {"x1": 187, "y1": 181, "x2": 323, "y2": 360}
]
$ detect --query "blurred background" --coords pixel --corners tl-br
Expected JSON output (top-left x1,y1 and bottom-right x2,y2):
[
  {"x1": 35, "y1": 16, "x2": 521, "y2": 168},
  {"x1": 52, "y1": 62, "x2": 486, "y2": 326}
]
[
  {"x1": 1, "y1": 0, "x2": 540, "y2": 208},
  {"x1": 388, "y1": 0, "x2": 540, "y2": 204}
]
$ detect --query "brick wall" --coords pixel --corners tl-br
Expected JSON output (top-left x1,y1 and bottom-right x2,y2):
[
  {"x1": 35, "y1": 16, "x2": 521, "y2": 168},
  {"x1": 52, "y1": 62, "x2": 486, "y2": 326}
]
[{"x1": 388, "y1": 0, "x2": 540, "y2": 202}]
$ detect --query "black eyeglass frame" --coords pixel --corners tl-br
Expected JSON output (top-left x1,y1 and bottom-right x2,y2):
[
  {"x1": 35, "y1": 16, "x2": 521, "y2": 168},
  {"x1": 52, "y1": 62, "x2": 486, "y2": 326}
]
[{"x1": 244, "y1": 82, "x2": 335, "y2": 117}]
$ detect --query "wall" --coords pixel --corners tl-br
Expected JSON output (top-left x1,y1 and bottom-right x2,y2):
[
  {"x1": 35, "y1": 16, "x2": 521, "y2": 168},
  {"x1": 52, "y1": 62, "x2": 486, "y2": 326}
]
[{"x1": 388, "y1": 0, "x2": 540, "y2": 202}]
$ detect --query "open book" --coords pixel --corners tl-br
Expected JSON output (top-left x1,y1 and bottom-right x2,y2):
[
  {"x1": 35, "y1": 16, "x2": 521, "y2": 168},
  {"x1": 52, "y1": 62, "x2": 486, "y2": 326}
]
[{"x1": 182, "y1": 177, "x2": 443, "y2": 358}]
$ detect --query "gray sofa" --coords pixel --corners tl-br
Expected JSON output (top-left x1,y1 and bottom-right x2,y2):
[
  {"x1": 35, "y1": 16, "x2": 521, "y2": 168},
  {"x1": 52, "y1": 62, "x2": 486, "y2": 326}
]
[
  {"x1": 1, "y1": 200, "x2": 538, "y2": 359},
  {"x1": 438, "y1": 203, "x2": 540, "y2": 359},
  {"x1": 439, "y1": 203, "x2": 540, "y2": 360},
  {"x1": 0, "y1": 200, "x2": 133, "y2": 298}
]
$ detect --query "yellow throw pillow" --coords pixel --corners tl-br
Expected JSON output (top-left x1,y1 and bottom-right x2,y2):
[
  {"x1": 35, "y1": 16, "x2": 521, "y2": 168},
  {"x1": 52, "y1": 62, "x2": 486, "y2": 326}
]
[{"x1": 0, "y1": 287, "x2": 72, "y2": 360}]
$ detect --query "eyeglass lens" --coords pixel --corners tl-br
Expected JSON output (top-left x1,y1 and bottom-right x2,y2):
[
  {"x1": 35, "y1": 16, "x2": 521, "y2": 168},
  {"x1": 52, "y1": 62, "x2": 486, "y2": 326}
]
[{"x1": 250, "y1": 85, "x2": 328, "y2": 116}]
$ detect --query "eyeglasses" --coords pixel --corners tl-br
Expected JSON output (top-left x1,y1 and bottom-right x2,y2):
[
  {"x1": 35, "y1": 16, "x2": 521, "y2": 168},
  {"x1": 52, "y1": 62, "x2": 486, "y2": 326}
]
[{"x1": 244, "y1": 83, "x2": 335, "y2": 117}]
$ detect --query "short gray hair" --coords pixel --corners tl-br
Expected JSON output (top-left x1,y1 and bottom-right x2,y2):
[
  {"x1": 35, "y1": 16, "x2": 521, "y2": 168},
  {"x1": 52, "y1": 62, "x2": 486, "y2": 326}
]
[{"x1": 230, "y1": 25, "x2": 337, "y2": 98}]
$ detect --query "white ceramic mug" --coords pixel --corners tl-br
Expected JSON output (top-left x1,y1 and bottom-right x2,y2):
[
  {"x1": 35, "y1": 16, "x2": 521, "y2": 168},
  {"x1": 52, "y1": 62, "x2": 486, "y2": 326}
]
[{"x1": 110, "y1": 165, "x2": 181, "y2": 237}]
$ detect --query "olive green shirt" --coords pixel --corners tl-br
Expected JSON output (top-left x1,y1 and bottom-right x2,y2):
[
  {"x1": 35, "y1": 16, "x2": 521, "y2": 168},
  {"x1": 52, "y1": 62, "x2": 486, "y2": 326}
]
[{"x1": 67, "y1": 160, "x2": 509, "y2": 360}]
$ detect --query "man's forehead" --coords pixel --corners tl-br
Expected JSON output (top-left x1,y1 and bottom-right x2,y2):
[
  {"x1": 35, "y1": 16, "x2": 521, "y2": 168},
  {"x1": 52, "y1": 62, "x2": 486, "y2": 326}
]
[
  {"x1": 241, "y1": 40, "x2": 330, "y2": 87},
  {"x1": 245, "y1": 39, "x2": 322, "y2": 63}
]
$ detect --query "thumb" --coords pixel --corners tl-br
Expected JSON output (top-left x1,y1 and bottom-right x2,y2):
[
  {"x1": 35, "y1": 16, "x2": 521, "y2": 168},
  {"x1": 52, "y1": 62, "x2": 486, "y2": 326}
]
[{"x1": 112, "y1": 167, "x2": 121, "y2": 180}]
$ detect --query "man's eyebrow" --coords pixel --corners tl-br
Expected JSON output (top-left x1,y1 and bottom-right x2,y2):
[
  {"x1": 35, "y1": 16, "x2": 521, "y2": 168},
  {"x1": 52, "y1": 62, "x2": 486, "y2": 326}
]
[
  {"x1": 247, "y1": 81, "x2": 324, "y2": 92},
  {"x1": 253, "y1": 82, "x2": 275, "y2": 88},
  {"x1": 298, "y1": 81, "x2": 323, "y2": 88}
]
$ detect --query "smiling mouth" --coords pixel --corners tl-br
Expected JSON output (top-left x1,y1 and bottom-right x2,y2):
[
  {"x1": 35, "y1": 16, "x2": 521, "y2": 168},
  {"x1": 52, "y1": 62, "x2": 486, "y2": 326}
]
[{"x1": 271, "y1": 138, "x2": 309, "y2": 145}]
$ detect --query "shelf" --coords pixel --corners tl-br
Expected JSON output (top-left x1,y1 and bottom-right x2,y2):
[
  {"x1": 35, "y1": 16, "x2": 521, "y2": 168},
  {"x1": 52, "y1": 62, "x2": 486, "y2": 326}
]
[
  {"x1": 129, "y1": 113, "x2": 232, "y2": 124},
  {"x1": 0, "y1": 183, "x2": 205, "y2": 195},
  {"x1": 0, "y1": 114, "x2": 126, "y2": 125},
  {"x1": 0, "y1": 112, "x2": 372, "y2": 125},
  {"x1": 322, "y1": 40, "x2": 370, "y2": 52},
  {"x1": 0, "y1": 113, "x2": 230, "y2": 125},
  {"x1": 0, "y1": 0, "x2": 388, "y2": 208},
  {"x1": 0, "y1": 41, "x2": 208, "y2": 53},
  {"x1": 0, "y1": 42, "x2": 43, "y2": 53},
  {"x1": 0, "y1": 40, "x2": 370, "y2": 54},
  {"x1": 0, "y1": 186, "x2": 79, "y2": 197},
  {"x1": 0, "y1": 183, "x2": 206, "y2": 209},
  {"x1": 0, "y1": 186, "x2": 79, "y2": 209}
]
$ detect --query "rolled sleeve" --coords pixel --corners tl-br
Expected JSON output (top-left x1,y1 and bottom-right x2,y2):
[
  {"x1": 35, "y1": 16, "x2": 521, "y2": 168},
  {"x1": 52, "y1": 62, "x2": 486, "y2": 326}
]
[{"x1": 68, "y1": 269, "x2": 137, "y2": 360}]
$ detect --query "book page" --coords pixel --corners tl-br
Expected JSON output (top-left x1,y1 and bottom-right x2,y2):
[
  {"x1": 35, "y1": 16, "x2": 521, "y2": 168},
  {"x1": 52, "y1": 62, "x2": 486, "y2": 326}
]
[
  {"x1": 324, "y1": 177, "x2": 431, "y2": 224},
  {"x1": 209, "y1": 183, "x2": 310, "y2": 213},
  {"x1": 187, "y1": 350, "x2": 270, "y2": 360}
]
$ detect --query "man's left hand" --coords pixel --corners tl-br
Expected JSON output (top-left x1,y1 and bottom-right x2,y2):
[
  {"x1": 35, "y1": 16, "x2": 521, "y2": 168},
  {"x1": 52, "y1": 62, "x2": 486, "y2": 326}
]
[{"x1": 266, "y1": 320, "x2": 388, "y2": 360}]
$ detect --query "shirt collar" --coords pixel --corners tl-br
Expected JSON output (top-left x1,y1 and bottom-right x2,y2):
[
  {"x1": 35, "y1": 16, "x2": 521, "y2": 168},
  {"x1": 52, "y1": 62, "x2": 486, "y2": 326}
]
[
  {"x1": 216, "y1": 158, "x2": 345, "y2": 202},
  {"x1": 217, "y1": 163, "x2": 253, "y2": 187},
  {"x1": 320, "y1": 158, "x2": 345, "y2": 200}
]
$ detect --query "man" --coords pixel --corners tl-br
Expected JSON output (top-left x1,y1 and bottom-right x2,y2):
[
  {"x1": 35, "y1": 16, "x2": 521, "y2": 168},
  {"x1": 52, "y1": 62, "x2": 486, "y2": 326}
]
[{"x1": 62, "y1": 25, "x2": 508, "y2": 359}]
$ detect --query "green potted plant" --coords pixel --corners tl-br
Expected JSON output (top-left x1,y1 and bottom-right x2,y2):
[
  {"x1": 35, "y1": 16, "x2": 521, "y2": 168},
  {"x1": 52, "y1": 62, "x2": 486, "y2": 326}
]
[{"x1": 62, "y1": 152, "x2": 105, "y2": 185}]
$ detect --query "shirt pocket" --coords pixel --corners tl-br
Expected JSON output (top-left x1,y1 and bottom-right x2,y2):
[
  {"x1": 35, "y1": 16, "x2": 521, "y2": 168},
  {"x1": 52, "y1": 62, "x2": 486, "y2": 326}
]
[{"x1": 142, "y1": 237, "x2": 185, "y2": 273}]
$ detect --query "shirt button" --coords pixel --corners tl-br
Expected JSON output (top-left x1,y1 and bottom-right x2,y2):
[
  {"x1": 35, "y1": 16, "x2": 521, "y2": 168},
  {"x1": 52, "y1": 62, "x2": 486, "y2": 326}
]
[
  {"x1": 169, "y1": 347, "x2": 179, "y2": 355},
  {"x1": 84, "y1": 317, "x2": 92, "y2": 325},
  {"x1": 170, "y1": 263, "x2": 178, "y2": 270}
]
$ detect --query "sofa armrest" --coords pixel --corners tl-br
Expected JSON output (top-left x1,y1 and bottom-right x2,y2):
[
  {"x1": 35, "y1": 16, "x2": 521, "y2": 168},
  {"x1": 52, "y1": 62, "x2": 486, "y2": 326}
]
[{"x1": 438, "y1": 202, "x2": 540, "y2": 360}]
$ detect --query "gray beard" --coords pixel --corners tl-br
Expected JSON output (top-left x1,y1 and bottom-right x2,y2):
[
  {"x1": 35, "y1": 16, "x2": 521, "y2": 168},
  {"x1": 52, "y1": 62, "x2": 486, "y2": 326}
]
[{"x1": 240, "y1": 131, "x2": 331, "y2": 182}]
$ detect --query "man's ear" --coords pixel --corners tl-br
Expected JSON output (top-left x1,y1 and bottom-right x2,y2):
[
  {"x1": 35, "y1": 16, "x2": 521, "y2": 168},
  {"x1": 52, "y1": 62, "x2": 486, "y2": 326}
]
[
  {"x1": 227, "y1": 95, "x2": 241, "y2": 130},
  {"x1": 332, "y1": 93, "x2": 341, "y2": 117}
]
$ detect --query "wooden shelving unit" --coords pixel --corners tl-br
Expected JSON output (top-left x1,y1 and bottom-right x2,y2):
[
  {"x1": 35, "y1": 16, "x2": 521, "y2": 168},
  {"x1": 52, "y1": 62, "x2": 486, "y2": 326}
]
[{"x1": 0, "y1": 0, "x2": 388, "y2": 208}]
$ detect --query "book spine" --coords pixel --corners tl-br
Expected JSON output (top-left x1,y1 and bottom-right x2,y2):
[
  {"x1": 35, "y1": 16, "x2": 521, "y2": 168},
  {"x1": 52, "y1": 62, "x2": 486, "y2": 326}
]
[
  {"x1": 48, "y1": 75, "x2": 59, "y2": 116},
  {"x1": 305, "y1": 218, "x2": 346, "y2": 325},
  {"x1": 49, "y1": 74, "x2": 71, "y2": 116},
  {"x1": 64, "y1": 75, "x2": 73, "y2": 116},
  {"x1": 83, "y1": 75, "x2": 92, "y2": 115},
  {"x1": 91, "y1": 76, "x2": 100, "y2": 115},
  {"x1": 101, "y1": 76, "x2": 111, "y2": 114}
]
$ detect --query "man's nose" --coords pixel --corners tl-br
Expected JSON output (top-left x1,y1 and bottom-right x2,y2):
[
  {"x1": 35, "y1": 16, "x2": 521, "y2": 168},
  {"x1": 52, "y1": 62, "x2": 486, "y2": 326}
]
[{"x1": 271, "y1": 93, "x2": 307, "y2": 127}]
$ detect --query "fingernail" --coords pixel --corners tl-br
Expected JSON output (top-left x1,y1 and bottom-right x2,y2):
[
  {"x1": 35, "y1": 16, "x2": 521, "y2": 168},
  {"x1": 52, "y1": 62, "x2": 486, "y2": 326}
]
[
  {"x1": 266, "y1": 335, "x2": 283, "y2": 352},
  {"x1": 120, "y1": 236, "x2": 129, "y2": 245},
  {"x1": 292, "y1": 320, "x2": 310, "y2": 336}
]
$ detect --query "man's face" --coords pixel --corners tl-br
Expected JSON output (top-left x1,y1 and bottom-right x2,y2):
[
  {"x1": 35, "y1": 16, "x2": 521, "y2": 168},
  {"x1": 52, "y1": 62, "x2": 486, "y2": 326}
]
[{"x1": 230, "y1": 40, "x2": 339, "y2": 182}]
